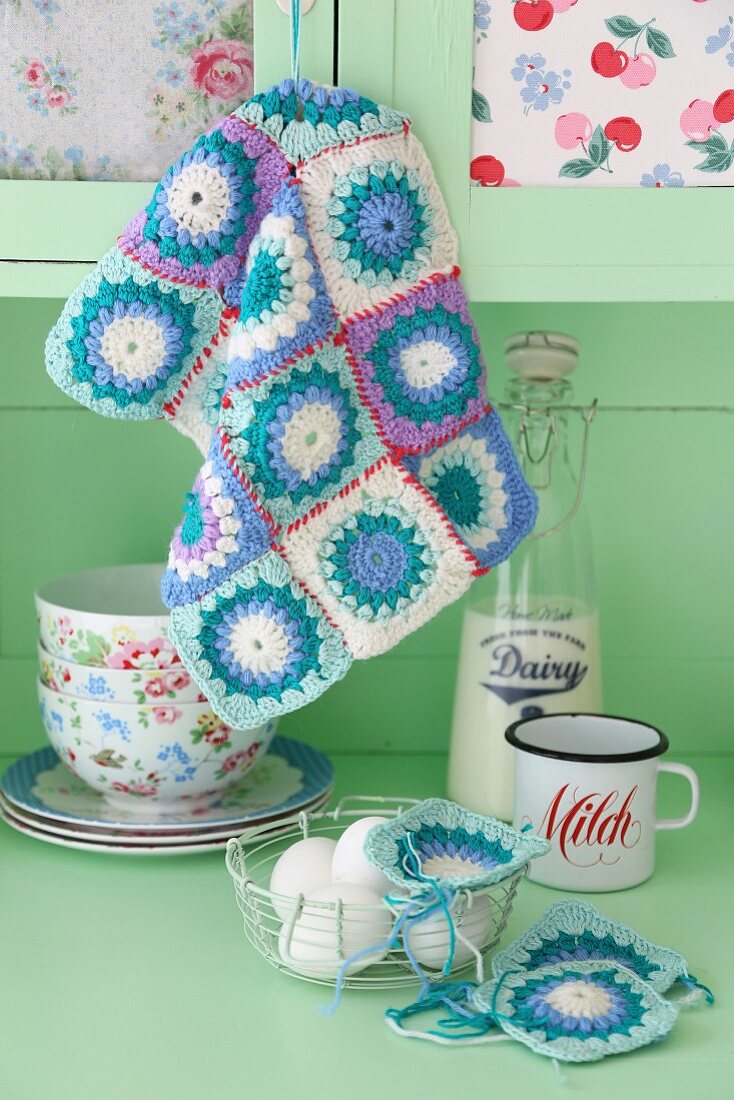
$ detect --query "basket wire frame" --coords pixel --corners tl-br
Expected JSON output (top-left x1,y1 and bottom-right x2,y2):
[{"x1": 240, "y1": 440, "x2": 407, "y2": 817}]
[{"x1": 225, "y1": 795, "x2": 528, "y2": 990}]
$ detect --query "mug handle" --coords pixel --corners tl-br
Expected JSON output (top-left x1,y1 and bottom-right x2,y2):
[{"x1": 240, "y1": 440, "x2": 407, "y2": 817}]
[{"x1": 656, "y1": 761, "x2": 700, "y2": 830}]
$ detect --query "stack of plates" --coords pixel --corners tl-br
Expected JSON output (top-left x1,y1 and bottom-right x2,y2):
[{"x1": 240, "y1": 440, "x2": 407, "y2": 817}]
[{"x1": 0, "y1": 736, "x2": 334, "y2": 855}]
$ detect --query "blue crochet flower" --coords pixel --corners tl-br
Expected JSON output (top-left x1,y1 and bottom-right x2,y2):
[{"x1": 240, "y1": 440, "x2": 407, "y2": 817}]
[
  {"x1": 319, "y1": 505, "x2": 434, "y2": 621},
  {"x1": 326, "y1": 160, "x2": 436, "y2": 287},
  {"x1": 513, "y1": 968, "x2": 642, "y2": 1039},
  {"x1": 66, "y1": 277, "x2": 196, "y2": 408},
  {"x1": 196, "y1": 579, "x2": 326, "y2": 703}
]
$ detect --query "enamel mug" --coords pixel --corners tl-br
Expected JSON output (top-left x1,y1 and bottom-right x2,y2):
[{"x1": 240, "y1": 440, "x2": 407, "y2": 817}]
[{"x1": 505, "y1": 713, "x2": 699, "y2": 891}]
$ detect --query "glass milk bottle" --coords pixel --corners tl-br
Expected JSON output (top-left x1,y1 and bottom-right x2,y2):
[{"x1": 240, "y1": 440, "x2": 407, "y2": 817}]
[{"x1": 448, "y1": 332, "x2": 602, "y2": 821}]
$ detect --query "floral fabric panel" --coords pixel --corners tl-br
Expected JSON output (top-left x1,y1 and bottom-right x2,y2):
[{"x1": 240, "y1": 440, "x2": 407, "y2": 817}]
[
  {"x1": 0, "y1": 1, "x2": 254, "y2": 181},
  {"x1": 472, "y1": 0, "x2": 734, "y2": 187}
]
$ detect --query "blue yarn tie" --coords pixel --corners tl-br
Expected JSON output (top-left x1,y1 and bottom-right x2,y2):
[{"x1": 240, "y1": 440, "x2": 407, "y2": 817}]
[{"x1": 290, "y1": 0, "x2": 301, "y2": 87}]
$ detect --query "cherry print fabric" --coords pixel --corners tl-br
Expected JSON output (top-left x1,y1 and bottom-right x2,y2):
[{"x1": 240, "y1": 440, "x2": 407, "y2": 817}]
[{"x1": 471, "y1": 0, "x2": 734, "y2": 187}]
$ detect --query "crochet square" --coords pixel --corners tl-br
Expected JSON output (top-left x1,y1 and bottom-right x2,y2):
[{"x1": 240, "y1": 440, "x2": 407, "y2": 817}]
[
  {"x1": 161, "y1": 437, "x2": 273, "y2": 609},
  {"x1": 120, "y1": 117, "x2": 289, "y2": 292},
  {"x1": 45, "y1": 247, "x2": 223, "y2": 420},
  {"x1": 168, "y1": 551, "x2": 352, "y2": 728},
  {"x1": 402, "y1": 410, "x2": 538, "y2": 569},
  {"x1": 490, "y1": 898, "x2": 690, "y2": 995},
  {"x1": 226, "y1": 179, "x2": 337, "y2": 388},
  {"x1": 344, "y1": 274, "x2": 486, "y2": 453},
  {"x1": 473, "y1": 961, "x2": 678, "y2": 1063},
  {"x1": 220, "y1": 338, "x2": 386, "y2": 530},
  {"x1": 298, "y1": 131, "x2": 458, "y2": 318},
  {"x1": 363, "y1": 798, "x2": 550, "y2": 891},
  {"x1": 280, "y1": 462, "x2": 476, "y2": 659},
  {"x1": 162, "y1": 308, "x2": 236, "y2": 455},
  {"x1": 236, "y1": 78, "x2": 408, "y2": 165}
]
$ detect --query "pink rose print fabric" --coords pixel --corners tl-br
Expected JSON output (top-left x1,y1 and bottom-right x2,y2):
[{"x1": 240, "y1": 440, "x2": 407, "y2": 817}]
[
  {"x1": 471, "y1": 0, "x2": 734, "y2": 186},
  {"x1": 0, "y1": 1, "x2": 254, "y2": 181}
]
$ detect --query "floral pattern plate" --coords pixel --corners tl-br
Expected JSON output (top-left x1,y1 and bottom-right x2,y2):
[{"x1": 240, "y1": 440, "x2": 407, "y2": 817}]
[
  {"x1": 0, "y1": 801, "x2": 319, "y2": 856},
  {"x1": 0, "y1": 789, "x2": 331, "y2": 845},
  {"x1": 1, "y1": 737, "x2": 333, "y2": 831}
]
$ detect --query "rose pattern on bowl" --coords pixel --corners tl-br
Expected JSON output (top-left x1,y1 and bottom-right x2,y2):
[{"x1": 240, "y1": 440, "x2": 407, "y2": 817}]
[
  {"x1": 39, "y1": 647, "x2": 204, "y2": 705},
  {"x1": 22, "y1": 742, "x2": 311, "y2": 826},
  {"x1": 472, "y1": 2, "x2": 731, "y2": 186},
  {"x1": 0, "y1": 1, "x2": 254, "y2": 181},
  {"x1": 40, "y1": 614, "x2": 176, "y2": 666},
  {"x1": 38, "y1": 682, "x2": 276, "y2": 806}
]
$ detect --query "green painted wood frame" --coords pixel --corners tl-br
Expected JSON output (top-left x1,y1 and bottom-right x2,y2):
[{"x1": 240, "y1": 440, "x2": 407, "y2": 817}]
[
  {"x1": 1, "y1": 0, "x2": 733, "y2": 300},
  {"x1": 337, "y1": 0, "x2": 734, "y2": 302}
]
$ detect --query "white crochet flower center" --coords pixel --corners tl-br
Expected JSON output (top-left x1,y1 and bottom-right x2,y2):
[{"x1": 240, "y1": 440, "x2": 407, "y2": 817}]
[
  {"x1": 167, "y1": 163, "x2": 231, "y2": 235},
  {"x1": 280, "y1": 403, "x2": 342, "y2": 480},
  {"x1": 544, "y1": 980, "x2": 613, "y2": 1019},
  {"x1": 227, "y1": 613, "x2": 290, "y2": 675},
  {"x1": 400, "y1": 340, "x2": 456, "y2": 389},
  {"x1": 100, "y1": 316, "x2": 166, "y2": 379},
  {"x1": 419, "y1": 853, "x2": 481, "y2": 880}
]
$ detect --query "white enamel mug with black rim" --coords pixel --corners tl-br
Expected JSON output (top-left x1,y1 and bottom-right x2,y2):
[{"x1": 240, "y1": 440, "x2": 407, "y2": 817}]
[{"x1": 505, "y1": 713, "x2": 699, "y2": 891}]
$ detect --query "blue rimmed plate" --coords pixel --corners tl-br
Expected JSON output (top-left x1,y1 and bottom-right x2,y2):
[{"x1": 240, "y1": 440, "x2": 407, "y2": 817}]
[{"x1": 1, "y1": 737, "x2": 334, "y2": 832}]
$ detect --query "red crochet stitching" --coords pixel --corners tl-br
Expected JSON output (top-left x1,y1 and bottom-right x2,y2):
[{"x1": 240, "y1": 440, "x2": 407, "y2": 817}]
[
  {"x1": 393, "y1": 403, "x2": 492, "y2": 460},
  {"x1": 283, "y1": 456, "x2": 391, "y2": 536},
  {"x1": 118, "y1": 243, "x2": 218, "y2": 291},
  {"x1": 337, "y1": 330, "x2": 392, "y2": 451},
  {"x1": 294, "y1": 118, "x2": 413, "y2": 173},
  {"x1": 217, "y1": 428, "x2": 280, "y2": 542},
  {"x1": 220, "y1": 326, "x2": 340, "y2": 407},
  {"x1": 273, "y1": 546, "x2": 346, "y2": 638},
  {"x1": 162, "y1": 308, "x2": 239, "y2": 418},
  {"x1": 341, "y1": 266, "x2": 462, "y2": 327},
  {"x1": 395, "y1": 458, "x2": 484, "y2": 572},
  {"x1": 226, "y1": 112, "x2": 290, "y2": 160}
]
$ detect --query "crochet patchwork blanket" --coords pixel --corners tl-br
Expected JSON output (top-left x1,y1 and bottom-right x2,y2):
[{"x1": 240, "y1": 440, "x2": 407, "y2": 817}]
[{"x1": 46, "y1": 80, "x2": 537, "y2": 729}]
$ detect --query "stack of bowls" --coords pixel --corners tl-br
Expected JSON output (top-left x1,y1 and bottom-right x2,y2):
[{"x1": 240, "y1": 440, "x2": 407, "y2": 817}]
[{"x1": 35, "y1": 565, "x2": 275, "y2": 810}]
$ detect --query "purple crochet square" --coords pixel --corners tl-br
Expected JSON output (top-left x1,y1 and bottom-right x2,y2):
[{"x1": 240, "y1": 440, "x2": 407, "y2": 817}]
[
  {"x1": 344, "y1": 273, "x2": 487, "y2": 454},
  {"x1": 120, "y1": 118, "x2": 289, "y2": 292}
]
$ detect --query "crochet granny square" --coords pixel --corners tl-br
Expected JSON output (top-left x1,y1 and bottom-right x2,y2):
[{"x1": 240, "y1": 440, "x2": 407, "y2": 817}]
[
  {"x1": 168, "y1": 550, "x2": 352, "y2": 728},
  {"x1": 281, "y1": 461, "x2": 476, "y2": 659},
  {"x1": 161, "y1": 437, "x2": 273, "y2": 609},
  {"x1": 402, "y1": 410, "x2": 539, "y2": 569},
  {"x1": 225, "y1": 179, "x2": 337, "y2": 388},
  {"x1": 45, "y1": 247, "x2": 224, "y2": 421},
  {"x1": 363, "y1": 798, "x2": 549, "y2": 891},
  {"x1": 491, "y1": 898, "x2": 691, "y2": 995},
  {"x1": 119, "y1": 117, "x2": 289, "y2": 295},
  {"x1": 220, "y1": 336, "x2": 386, "y2": 530},
  {"x1": 343, "y1": 271, "x2": 487, "y2": 454},
  {"x1": 473, "y1": 961, "x2": 678, "y2": 1063},
  {"x1": 298, "y1": 130, "x2": 458, "y2": 319}
]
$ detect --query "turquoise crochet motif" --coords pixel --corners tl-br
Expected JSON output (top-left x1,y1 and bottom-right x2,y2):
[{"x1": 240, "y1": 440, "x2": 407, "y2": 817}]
[
  {"x1": 491, "y1": 898, "x2": 692, "y2": 995},
  {"x1": 364, "y1": 798, "x2": 550, "y2": 892},
  {"x1": 47, "y1": 79, "x2": 539, "y2": 730},
  {"x1": 473, "y1": 960, "x2": 679, "y2": 1063}
]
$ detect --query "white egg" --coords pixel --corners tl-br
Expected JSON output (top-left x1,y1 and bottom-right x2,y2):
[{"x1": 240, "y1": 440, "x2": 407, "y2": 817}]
[
  {"x1": 269, "y1": 837, "x2": 337, "y2": 921},
  {"x1": 278, "y1": 882, "x2": 393, "y2": 978},
  {"x1": 404, "y1": 893, "x2": 494, "y2": 971},
  {"x1": 331, "y1": 816, "x2": 393, "y2": 895}
]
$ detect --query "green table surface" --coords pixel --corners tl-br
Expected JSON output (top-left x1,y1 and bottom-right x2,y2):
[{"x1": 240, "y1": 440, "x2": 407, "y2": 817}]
[{"x1": 1, "y1": 751, "x2": 732, "y2": 1100}]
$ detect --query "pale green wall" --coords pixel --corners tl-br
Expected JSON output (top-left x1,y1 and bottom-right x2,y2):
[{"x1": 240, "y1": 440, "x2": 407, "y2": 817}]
[{"x1": 1, "y1": 298, "x2": 731, "y2": 759}]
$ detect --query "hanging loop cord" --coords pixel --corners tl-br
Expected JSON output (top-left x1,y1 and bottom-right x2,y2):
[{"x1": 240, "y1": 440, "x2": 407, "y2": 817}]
[{"x1": 290, "y1": 0, "x2": 302, "y2": 87}]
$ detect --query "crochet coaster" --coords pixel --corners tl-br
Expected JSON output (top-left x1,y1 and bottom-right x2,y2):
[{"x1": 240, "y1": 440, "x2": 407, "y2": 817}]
[
  {"x1": 363, "y1": 798, "x2": 549, "y2": 892},
  {"x1": 47, "y1": 79, "x2": 538, "y2": 727},
  {"x1": 492, "y1": 898, "x2": 691, "y2": 995},
  {"x1": 473, "y1": 960, "x2": 678, "y2": 1063}
]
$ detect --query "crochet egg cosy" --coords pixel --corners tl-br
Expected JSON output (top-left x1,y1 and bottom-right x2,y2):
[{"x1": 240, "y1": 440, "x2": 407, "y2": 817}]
[{"x1": 46, "y1": 79, "x2": 538, "y2": 729}]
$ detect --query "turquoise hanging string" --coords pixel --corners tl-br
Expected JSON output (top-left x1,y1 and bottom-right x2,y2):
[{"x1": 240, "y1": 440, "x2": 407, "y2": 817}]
[{"x1": 290, "y1": 0, "x2": 302, "y2": 87}]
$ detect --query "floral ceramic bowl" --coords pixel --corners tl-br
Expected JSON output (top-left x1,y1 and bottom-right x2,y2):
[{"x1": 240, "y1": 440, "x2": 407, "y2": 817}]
[
  {"x1": 38, "y1": 643, "x2": 205, "y2": 705},
  {"x1": 37, "y1": 680, "x2": 276, "y2": 809},
  {"x1": 35, "y1": 564, "x2": 172, "y2": 664}
]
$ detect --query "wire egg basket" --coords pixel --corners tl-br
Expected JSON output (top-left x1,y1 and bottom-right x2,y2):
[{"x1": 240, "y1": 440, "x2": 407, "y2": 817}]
[{"x1": 225, "y1": 795, "x2": 528, "y2": 990}]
